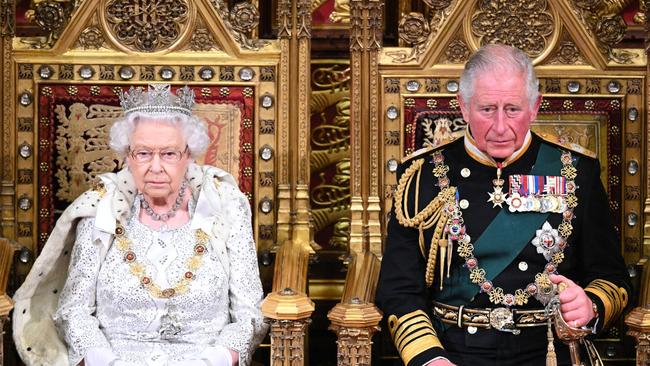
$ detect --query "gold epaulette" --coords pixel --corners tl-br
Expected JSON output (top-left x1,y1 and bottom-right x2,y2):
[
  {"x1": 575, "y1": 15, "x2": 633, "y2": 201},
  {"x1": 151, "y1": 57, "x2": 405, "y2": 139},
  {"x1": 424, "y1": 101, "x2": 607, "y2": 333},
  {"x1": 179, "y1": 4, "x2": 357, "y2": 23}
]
[
  {"x1": 393, "y1": 151, "x2": 458, "y2": 289},
  {"x1": 388, "y1": 310, "x2": 443, "y2": 365},
  {"x1": 536, "y1": 132, "x2": 597, "y2": 158},
  {"x1": 401, "y1": 136, "x2": 459, "y2": 163}
]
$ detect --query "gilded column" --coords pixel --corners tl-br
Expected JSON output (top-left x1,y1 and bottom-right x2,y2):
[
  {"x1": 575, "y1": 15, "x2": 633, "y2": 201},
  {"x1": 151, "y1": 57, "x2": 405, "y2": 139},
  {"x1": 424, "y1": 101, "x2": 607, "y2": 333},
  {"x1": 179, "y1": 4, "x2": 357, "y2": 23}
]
[
  {"x1": 293, "y1": 0, "x2": 314, "y2": 251},
  {"x1": 348, "y1": 0, "x2": 365, "y2": 255},
  {"x1": 0, "y1": 0, "x2": 15, "y2": 240},
  {"x1": 348, "y1": 0, "x2": 383, "y2": 256},
  {"x1": 276, "y1": 0, "x2": 293, "y2": 246},
  {"x1": 365, "y1": 0, "x2": 383, "y2": 257}
]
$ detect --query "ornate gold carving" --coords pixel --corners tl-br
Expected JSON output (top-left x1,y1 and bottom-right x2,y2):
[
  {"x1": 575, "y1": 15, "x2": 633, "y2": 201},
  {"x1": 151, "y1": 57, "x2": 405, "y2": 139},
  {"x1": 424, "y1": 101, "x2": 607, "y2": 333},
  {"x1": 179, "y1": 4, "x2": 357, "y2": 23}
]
[
  {"x1": 297, "y1": 0, "x2": 311, "y2": 39},
  {"x1": 78, "y1": 26, "x2": 106, "y2": 49},
  {"x1": 570, "y1": 0, "x2": 638, "y2": 63},
  {"x1": 267, "y1": 318, "x2": 311, "y2": 365},
  {"x1": 104, "y1": 0, "x2": 190, "y2": 52},
  {"x1": 387, "y1": 0, "x2": 455, "y2": 63},
  {"x1": 277, "y1": 0, "x2": 291, "y2": 39},
  {"x1": 229, "y1": 2, "x2": 259, "y2": 33},
  {"x1": 548, "y1": 40, "x2": 587, "y2": 65},
  {"x1": 443, "y1": 38, "x2": 470, "y2": 63},
  {"x1": 24, "y1": 0, "x2": 75, "y2": 46},
  {"x1": 398, "y1": 12, "x2": 430, "y2": 47},
  {"x1": 0, "y1": 0, "x2": 16, "y2": 36},
  {"x1": 2, "y1": 37, "x2": 13, "y2": 180},
  {"x1": 211, "y1": 0, "x2": 266, "y2": 50},
  {"x1": 189, "y1": 28, "x2": 218, "y2": 51},
  {"x1": 54, "y1": 103, "x2": 121, "y2": 202},
  {"x1": 470, "y1": 0, "x2": 555, "y2": 58}
]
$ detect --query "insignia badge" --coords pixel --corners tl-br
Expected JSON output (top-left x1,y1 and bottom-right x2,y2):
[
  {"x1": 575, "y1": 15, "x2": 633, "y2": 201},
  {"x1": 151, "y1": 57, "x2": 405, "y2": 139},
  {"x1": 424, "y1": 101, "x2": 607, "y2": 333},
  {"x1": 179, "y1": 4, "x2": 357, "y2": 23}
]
[
  {"x1": 507, "y1": 174, "x2": 568, "y2": 213},
  {"x1": 531, "y1": 221, "x2": 563, "y2": 261}
]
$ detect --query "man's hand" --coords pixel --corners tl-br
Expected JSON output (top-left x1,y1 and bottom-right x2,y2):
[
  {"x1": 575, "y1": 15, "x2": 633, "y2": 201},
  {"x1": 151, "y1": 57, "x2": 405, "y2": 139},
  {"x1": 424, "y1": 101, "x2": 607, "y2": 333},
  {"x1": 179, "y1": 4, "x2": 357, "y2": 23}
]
[
  {"x1": 425, "y1": 358, "x2": 457, "y2": 366},
  {"x1": 550, "y1": 274, "x2": 596, "y2": 327}
]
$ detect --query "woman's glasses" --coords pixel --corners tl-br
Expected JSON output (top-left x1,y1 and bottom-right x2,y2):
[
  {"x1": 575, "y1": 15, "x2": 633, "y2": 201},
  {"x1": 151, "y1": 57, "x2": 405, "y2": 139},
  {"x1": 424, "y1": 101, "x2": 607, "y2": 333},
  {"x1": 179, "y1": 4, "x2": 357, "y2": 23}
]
[{"x1": 129, "y1": 146, "x2": 188, "y2": 164}]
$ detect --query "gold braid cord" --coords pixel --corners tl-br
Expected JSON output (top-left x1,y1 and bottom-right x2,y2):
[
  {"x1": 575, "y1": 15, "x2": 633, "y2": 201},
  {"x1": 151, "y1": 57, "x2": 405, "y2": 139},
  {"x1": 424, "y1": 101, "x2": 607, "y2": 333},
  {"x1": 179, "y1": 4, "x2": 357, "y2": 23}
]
[
  {"x1": 584, "y1": 279, "x2": 629, "y2": 329},
  {"x1": 394, "y1": 158, "x2": 457, "y2": 288}
]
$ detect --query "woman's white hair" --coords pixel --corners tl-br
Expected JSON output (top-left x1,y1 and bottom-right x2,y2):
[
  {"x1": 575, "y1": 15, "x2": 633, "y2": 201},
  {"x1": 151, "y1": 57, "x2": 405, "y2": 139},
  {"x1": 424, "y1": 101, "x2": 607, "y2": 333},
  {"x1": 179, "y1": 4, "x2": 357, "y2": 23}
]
[
  {"x1": 109, "y1": 111, "x2": 210, "y2": 159},
  {"x1": 459, "y1": 44, "x2": 540, "y2": 108}
]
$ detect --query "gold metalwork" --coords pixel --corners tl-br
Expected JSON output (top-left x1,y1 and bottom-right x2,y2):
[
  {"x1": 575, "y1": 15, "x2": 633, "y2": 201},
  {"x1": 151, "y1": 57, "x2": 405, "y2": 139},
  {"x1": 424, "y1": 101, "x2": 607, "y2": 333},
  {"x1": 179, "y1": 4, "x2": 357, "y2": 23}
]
[
  {"x1": 23, "y1": 0, "x2": 76, "y2": 47},
  {"x1": 470, "y1": 0, "x2": 555, "y2": 58},
  {"x1": 104, "y1": 0, "x2": 191, "y2": 52}
]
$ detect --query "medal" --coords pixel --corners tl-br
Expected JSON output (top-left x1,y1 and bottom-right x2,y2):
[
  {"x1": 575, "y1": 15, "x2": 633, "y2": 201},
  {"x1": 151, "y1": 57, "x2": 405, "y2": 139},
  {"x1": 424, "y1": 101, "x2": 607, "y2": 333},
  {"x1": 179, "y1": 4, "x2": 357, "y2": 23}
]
[{"x1": 487, "y1": 164, "x2": 507, "y2": 208}]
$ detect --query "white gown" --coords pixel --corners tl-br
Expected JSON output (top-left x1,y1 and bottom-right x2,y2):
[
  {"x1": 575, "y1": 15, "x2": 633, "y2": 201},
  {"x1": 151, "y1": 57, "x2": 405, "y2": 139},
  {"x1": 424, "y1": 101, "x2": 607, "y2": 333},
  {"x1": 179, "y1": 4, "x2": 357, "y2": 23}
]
[{"x1": 54, "y1": 192, "x2": 266, "y2": 366}]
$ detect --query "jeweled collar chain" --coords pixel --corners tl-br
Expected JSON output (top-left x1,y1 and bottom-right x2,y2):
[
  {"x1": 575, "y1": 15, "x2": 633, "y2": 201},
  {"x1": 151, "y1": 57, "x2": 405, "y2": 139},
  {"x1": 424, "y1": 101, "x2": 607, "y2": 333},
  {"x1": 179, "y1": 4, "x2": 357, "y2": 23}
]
[
  {"x1": 139, "y1": 180, "x2": 188, "y2": 222},
  {"x1": 113, "y1": 222, "x2": 209, "y2": 298},
  {"x1": 431, "y1": 147, "x2": 579, "y2": 307}
]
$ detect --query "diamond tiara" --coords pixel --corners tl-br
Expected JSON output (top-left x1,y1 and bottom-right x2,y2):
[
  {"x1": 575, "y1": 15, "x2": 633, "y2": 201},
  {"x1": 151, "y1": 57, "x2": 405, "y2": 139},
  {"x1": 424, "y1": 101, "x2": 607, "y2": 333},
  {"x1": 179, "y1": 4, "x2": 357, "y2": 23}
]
[{"x1": 118, "y1": 84, "x2": 195, "y2": 117}]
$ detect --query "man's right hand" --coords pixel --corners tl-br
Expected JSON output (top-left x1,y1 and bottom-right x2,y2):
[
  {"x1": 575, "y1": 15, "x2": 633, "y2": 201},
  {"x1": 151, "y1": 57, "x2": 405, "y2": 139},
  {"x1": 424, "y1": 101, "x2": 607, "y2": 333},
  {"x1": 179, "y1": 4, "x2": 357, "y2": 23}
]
[{"x1": 425, "y1": 358, "x2": 457, "y2": 366}]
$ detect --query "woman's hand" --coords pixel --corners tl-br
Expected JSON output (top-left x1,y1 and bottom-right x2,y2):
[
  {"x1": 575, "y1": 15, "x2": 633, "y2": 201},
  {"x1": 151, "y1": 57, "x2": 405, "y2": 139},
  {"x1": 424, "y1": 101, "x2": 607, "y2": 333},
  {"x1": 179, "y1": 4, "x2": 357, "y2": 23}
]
[
  {"x1": 550, "y1": 274, "x2": 596, "y2": 327},
  {"x1": 425, "y1": 358, "x2": 457, "y2": 366}
]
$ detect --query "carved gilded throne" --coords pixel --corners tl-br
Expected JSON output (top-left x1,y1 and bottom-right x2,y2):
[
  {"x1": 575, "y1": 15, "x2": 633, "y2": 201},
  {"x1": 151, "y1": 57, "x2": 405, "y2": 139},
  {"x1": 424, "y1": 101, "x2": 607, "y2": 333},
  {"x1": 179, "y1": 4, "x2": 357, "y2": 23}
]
[
  {"x1": 0, "y1": 0, "x2": 317, "y2": 364},
  {"x1": 331, "y1": 0, "x2": 650, "y2": 365}
]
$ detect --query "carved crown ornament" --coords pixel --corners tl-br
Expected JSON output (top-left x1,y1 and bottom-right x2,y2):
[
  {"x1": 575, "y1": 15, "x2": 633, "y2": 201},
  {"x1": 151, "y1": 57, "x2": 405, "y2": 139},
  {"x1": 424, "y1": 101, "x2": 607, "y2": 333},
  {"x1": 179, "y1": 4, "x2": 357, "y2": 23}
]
[
  {"x1": 17, "y1": 0, "x2": 266, "y2": 52},
  {"x1": 383, "y1": 0, "x2": 645, "y2": 67}
]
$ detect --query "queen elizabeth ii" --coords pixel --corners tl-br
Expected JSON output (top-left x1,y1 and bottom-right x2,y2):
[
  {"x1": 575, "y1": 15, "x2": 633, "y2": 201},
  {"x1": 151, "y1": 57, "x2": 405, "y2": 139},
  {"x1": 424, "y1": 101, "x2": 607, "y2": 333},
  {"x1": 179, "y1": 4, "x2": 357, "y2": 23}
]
[{"x1": 12, "y1": 84, "x2": 268, "y2": 366}]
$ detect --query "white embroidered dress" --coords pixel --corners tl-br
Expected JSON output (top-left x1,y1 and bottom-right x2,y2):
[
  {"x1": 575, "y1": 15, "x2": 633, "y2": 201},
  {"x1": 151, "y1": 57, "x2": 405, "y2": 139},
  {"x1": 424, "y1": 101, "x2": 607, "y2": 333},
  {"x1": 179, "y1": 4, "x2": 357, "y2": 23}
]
[{"x1": 13, "y1": 165, "x2": 267, "y2": 366}]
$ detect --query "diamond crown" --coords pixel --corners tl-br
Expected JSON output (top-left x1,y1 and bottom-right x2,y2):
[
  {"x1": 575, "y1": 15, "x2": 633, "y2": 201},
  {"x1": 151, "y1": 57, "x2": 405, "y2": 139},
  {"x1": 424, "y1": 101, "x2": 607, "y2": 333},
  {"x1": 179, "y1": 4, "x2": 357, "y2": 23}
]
[{"x1": 118, "y1": 84, "x2": 195, "y2": 117}]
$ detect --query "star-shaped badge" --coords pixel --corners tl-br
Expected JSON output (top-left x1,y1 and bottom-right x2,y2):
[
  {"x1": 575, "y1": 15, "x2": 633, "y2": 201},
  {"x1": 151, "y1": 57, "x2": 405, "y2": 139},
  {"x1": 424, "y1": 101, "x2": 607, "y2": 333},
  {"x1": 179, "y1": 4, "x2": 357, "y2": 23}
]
[{"x1": 487, "y1": 186, "x2": 507, "y2": 208}]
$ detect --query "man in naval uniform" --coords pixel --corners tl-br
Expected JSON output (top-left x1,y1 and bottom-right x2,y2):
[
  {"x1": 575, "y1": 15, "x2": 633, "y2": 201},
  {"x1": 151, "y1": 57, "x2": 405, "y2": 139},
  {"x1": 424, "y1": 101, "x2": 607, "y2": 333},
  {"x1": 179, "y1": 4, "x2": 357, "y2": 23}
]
[{"x1": 375, "y1": 44, "x2": 631, "y2": 366}]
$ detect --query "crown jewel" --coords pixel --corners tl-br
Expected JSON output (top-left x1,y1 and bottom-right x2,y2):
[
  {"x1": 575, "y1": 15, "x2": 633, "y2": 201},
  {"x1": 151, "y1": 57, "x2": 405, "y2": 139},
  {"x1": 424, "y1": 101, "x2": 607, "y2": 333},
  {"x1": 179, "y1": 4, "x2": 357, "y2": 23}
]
[{"x1": 118, "y1": 84, "x2": 195, "y2": 116}]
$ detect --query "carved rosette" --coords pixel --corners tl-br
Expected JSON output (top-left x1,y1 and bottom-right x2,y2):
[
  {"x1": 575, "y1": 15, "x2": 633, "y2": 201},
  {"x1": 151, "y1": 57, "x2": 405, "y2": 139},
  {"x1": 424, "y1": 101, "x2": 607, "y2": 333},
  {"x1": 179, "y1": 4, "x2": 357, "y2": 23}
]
[
  {"x1": 595, "y1": 14, "x2": 626, "y2": 46},
  {"x1": 444, "y1": 38, "x2": 470, "y2": 63},
  {"x1": 104, "y1": 0, "x2": 191, "y2": 52},
  {"x1": 398, "y1": 12, "x2": 430, "y2": 46},
  {"x1": 229, "y1": 2, "x2": 259, "y2": 33},
  {"x1": 78, "y1": 26, "x2": 105, "y2": 49},
  {"x1": 470, "y1": 0, "x2": 555, "y2": 58},
  {"x1": 34, "y1": 1, "x2": 66, "y2": 31},
  {"x1": 189, "y1": 28, "x2": 217, "y2": 51},
  {"x1": 548, "y1": 40, "x2": 586, "y2": 65}
]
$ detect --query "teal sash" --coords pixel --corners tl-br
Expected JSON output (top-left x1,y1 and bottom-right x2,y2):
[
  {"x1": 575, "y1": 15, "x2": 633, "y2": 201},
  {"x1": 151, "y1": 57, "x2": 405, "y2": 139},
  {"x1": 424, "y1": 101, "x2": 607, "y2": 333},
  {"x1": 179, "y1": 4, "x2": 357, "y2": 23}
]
[{"x1": 437, "y1": 143, "x2": 575, "y2": 305}]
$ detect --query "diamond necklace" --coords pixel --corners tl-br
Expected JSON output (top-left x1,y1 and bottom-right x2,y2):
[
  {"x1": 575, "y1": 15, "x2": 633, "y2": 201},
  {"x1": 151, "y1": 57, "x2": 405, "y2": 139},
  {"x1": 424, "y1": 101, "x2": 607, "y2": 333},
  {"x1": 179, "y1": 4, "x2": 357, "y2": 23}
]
[{"x1": 139, "y1": 181, "x2": 188, "y2": 221}]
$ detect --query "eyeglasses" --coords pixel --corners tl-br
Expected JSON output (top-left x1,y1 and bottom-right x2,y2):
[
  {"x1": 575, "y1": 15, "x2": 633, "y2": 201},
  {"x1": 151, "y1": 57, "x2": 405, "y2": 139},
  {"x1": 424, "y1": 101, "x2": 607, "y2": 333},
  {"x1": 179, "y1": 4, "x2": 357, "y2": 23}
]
[{"x1": 129, "y1": 146, "x2": 188, "y2": 164}]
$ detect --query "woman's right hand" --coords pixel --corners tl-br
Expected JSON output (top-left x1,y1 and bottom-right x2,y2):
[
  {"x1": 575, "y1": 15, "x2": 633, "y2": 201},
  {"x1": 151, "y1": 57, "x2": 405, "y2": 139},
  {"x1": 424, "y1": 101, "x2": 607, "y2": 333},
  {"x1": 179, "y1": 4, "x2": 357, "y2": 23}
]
[{"x1": 425, "y1": 358, "x2": 457, "y2": 366}]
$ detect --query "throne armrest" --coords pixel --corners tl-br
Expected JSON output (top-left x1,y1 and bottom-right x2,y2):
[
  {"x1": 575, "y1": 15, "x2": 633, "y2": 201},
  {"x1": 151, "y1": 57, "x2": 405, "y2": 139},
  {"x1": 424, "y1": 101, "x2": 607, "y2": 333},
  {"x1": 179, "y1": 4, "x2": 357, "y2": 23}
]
[
  {"x1": 261, "y1": 239, "x2": 315, "y2": 366},
  {"x1": 328, "y1": 252, "x2": 383, "y2": 366}
]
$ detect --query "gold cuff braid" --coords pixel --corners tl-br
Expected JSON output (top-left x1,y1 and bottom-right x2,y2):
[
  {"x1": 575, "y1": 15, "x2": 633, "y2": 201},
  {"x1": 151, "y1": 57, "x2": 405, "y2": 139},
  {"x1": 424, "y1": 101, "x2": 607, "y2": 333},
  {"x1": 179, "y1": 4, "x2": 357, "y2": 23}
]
[
  {"x1": 388, "y1": 310, "x2": 443, "y2": 365},
  {"x1": 584, "y1": 279, "x2": 628, "y2": 329}
]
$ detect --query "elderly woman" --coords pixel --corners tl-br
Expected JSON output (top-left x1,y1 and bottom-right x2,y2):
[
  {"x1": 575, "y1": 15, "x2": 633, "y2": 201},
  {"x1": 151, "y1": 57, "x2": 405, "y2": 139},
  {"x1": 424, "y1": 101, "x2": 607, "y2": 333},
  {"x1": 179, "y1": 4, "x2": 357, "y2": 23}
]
[{"x1": 13, "y1": 84, "x2": 267, "y2": 366}]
